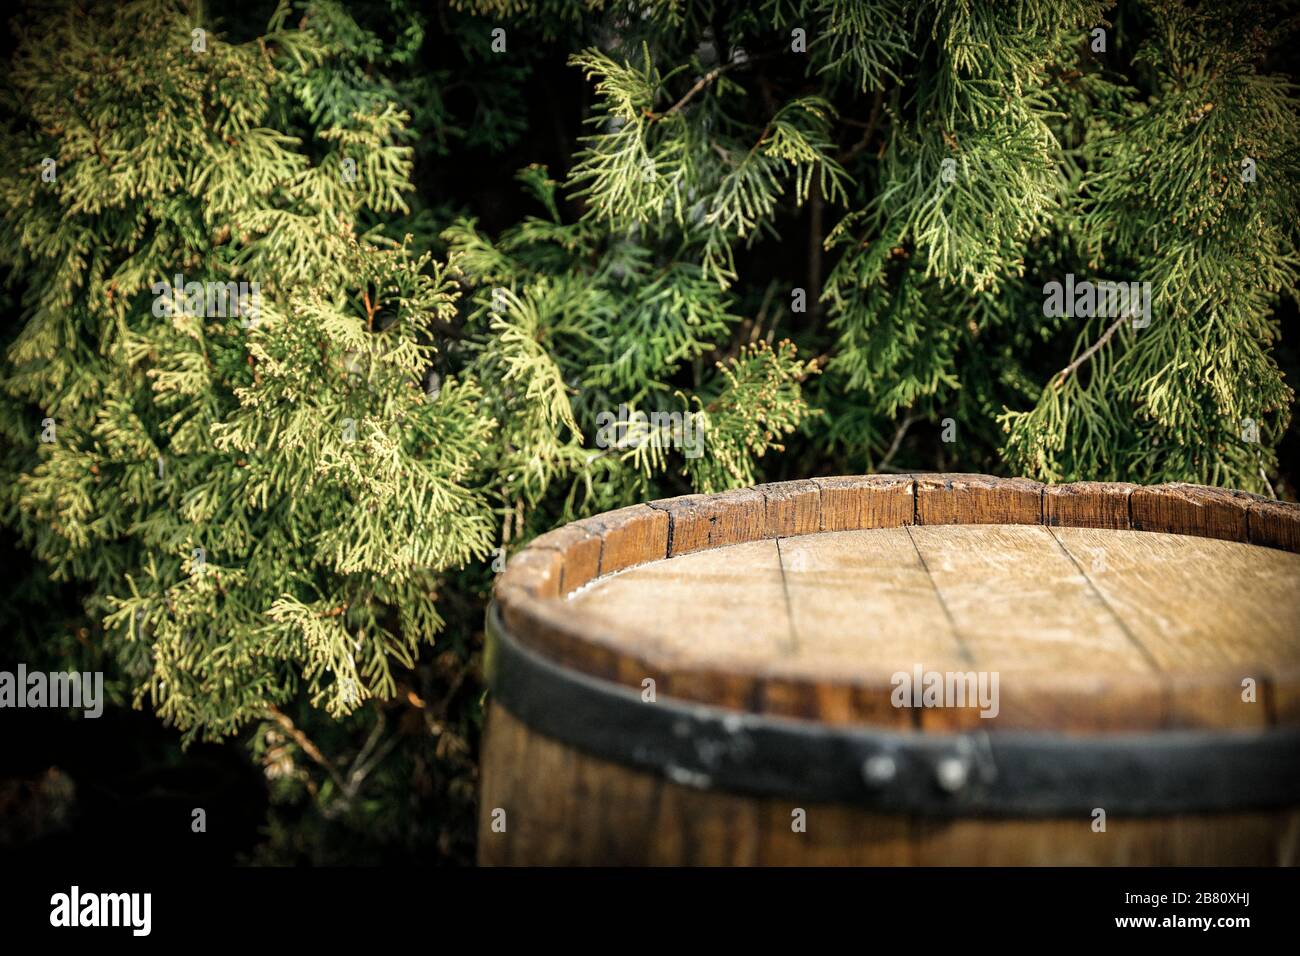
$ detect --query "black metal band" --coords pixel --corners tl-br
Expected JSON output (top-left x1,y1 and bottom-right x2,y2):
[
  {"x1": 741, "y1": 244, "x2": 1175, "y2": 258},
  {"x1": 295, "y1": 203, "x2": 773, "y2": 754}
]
[{"x1": 486, "y1": 601, "x2": 1300, "y2": 817}]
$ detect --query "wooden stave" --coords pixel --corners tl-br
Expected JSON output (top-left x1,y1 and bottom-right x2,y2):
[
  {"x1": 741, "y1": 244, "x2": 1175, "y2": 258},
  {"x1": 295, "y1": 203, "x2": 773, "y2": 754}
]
[
  {"x1": 484, "y1": 599, "x2": 1300, "y2": 814},
  {"x1": 479, "y1": 705, "x2": 1300, "y2": 866}
]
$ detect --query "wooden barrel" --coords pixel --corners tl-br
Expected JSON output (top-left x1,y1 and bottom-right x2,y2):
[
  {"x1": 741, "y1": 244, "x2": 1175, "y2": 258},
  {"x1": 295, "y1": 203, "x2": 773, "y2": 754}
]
[{"x1": 480, "y1": 475, "x2": 1300, "y2": 865}]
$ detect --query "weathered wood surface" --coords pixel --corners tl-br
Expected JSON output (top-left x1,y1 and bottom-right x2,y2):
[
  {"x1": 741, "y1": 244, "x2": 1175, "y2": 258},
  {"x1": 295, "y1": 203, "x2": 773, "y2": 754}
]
[
  {"x1": 479, "y1": 706, "x2": 1300, "y2": 866},
  {"x1": 483, "y1": 476, "x2": 1300, "y2": 865},
  {"x1": 559, "y1": 524, "x2": 1300, "y2": 729}
]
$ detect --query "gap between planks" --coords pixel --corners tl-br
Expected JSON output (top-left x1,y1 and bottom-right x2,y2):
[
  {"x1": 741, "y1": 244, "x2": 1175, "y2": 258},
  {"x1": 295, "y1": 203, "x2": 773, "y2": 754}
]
[
  {"x1": 903, "y1": 524, "x2": 976, "y2": 666},
  {"x1": 773, "y1": 537, "x2": 801, "y2": 657},
  {"x1": 1045, "y1": 525, "x2": 1163, "y2": 674}
]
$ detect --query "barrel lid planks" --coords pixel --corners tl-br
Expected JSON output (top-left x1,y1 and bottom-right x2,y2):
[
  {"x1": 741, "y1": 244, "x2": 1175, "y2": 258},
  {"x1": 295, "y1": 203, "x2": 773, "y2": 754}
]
[{"x1": 495, "y1": 476, "x2": 1300, "y2": 730}]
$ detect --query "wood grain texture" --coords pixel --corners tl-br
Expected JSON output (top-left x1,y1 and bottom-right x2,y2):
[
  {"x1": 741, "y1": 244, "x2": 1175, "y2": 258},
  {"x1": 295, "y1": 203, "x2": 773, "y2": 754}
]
[
  {"x1": 479, "y1": 705, "x2": 1299, "y2": 866},
  {"x1": 648, "y1": 487, "x2": 767, "y2": 556},
  {"x1": 1249, "y1": 498, "x2": 1300, "y2": 553},
  {"x1": 496, "y1": 547, "x2": 561, "y2": 600},
  {"x1": 557, "y1": 524, "x2": 1300, "y2": 728},
  {"x1": 906, "y1": 524, "x2": 1151, "y2": 674},
  {"x1": 776, "y1": 529, "x2": 965, "y2": 675},
  {"x1": 1051, "y1": 526, "x2": 1300, "y2": 729},
  {"x1": 568, "y1": 538, "x2": 792, "y2": 671},
  {"x1": 528, "y1": 524, "x2": 602, "y2": 594},
  {"x1": 1043, "y1": 481, "x2": 1136, "y2": 530},
  {"x1": 915, "y1": 474, "x2": 1042, "y2": 525},
  {"x1": 811, "y1": 474, "x2": 915, "y2": 531},
  {"x1": 987, "y1": 671, "x2": 1168, "y2": 733},
  {"x1": 498, "y1": 477, "x2": 1294, "y2": 607},
  {"x1": 757, "y1": 479, "x2": 821, "y2": 538},
  {"x1": 1050, "y1": 527, "x2": 1300, "y2": 674},
  {"x1": 495, "y1": 583, "x2": 623, "y2": 680},
  {"x1": 1130, "y1": 483, "x2": 1252, "y2": 541},
  {"x1": 574, "y1": 503, "x2": 669, "y2": 575}
]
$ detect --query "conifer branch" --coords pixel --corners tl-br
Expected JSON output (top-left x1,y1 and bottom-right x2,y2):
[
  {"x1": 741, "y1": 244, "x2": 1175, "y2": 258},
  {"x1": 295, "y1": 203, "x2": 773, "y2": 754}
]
[
  {"x1": 879, "y1": 413, "x2": 920, "y2": 470},
  {"x1": 1053, "y1": 314, "x2": 1127, "y2": 389},
  {"x1": 645, "y1": 52, "x2": 778, "y2": 123},
  {"x1": 266, "y1": 706, "x2": 349, "y2": 794}
]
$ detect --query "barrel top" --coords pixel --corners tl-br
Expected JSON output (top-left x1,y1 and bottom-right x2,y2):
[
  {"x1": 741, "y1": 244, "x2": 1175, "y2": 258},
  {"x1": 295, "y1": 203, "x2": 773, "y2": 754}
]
[{"x1": 494, "y1": 476, "x2": 1300, "y2": 732}]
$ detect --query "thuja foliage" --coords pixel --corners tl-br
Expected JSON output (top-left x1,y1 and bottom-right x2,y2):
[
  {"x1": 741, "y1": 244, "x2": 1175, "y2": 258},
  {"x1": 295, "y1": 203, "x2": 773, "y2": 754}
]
[
  {"x1": 1, "y1": 0, "x2": 1298, "y2": 861},
  {"x1": 0, "y1": 0, "x2": 500, "y2": 859}
]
